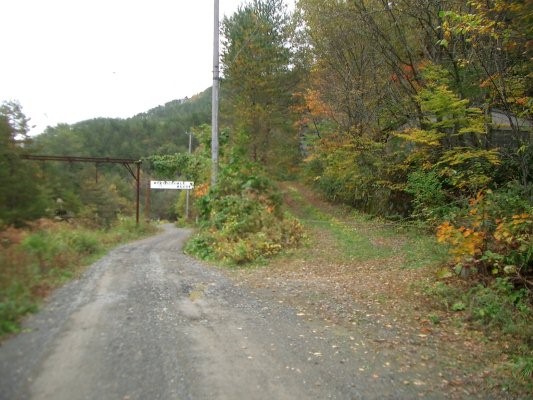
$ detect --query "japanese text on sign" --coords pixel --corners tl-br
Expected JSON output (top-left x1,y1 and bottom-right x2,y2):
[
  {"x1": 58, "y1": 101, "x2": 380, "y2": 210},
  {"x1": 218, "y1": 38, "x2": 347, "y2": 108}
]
[{"x1": 150, "y1": 181, "x2": 194, "y2": 190}]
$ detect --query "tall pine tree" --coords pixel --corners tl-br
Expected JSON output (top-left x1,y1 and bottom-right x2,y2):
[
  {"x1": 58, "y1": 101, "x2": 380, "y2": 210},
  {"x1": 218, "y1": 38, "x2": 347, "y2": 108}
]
[
  {"x1": 0, "y1": 101, "x2": 49, "y2": 226},
  {"x1": 221, "y1": 0, "x2": 299, "y2": 173}
]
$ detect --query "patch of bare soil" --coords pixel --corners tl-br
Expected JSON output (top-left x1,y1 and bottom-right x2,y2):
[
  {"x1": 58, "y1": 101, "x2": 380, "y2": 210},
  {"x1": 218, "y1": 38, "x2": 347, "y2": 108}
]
[{"x1": 229, "y1": 182, "x2": 519, "y2": 399}]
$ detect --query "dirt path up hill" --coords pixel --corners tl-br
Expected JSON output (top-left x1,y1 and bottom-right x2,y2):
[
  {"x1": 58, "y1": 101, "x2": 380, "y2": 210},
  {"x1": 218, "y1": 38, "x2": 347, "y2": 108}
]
[{"x1": 229, "y1": 182, "x2": 516, "y2": 399}]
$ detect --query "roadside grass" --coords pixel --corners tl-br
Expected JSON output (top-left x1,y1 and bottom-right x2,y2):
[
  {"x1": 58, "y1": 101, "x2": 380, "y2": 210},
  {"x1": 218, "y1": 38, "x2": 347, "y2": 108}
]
[
  {"x1": 401, "y1": 230, "x2": 450, "y2": 270},
  {"x1": 282, "y1": 183, "x2": 446, "y2": 266},
  {"x1": 0, "y1": 217, "x2": 158, "y2": 338},
  {"x1": 423, "y1": 276, "x2": 533, "y2": 391}
]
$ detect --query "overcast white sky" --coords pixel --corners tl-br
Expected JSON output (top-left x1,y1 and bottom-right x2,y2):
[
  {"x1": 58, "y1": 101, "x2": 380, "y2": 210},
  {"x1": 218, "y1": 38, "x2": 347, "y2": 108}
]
[{"x1": 0, "y1": 0, "x2": 256, "y2": 135}]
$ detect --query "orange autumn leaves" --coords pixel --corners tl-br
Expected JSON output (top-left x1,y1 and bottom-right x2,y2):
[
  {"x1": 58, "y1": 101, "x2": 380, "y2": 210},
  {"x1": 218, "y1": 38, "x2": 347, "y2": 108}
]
[
  {"x1": 437, "y1": 221, "x2": 485, "y2": 260},
  {"x1": 437, "y1": 191, "x2": 532, "y2": 274}
]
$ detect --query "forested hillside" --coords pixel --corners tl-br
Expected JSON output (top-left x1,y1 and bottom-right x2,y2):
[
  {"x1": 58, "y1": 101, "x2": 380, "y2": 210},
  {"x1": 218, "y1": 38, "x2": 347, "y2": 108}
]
[
  {"x1": 33, "y1": 89, "x2": 211, "y2": 159},
  {"x1": 0, "y1": 90, "x2": 211, "y2": 227}
]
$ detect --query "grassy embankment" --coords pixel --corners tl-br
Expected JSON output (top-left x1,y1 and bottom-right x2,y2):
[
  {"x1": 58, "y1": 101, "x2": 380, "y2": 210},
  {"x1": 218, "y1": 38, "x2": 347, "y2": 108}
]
[{"x1": 0, "y1": 218, "x2": 158, "y2": 337}]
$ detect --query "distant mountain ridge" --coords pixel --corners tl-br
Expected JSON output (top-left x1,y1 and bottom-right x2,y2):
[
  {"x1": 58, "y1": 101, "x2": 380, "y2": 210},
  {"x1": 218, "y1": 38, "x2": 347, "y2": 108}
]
[{"x1": 32, "y1": 88, "x2": 212, "y2": 159}]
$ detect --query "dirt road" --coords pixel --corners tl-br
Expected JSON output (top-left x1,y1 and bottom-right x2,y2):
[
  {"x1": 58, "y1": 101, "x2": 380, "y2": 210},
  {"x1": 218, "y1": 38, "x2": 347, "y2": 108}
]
[{"x1": 0, "y1": 225, "x2": 487, "y2": 399}]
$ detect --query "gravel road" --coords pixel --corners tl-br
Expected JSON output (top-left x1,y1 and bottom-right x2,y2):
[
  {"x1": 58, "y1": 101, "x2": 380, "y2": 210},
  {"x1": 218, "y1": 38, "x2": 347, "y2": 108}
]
[{"x1": 1, "y1": 225, "x2": 447, "y2": 400}]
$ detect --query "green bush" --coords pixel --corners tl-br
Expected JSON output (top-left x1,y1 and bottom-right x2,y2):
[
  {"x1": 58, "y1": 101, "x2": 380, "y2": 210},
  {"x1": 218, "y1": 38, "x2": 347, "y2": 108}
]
[
  {"x1": 186, "y1": 157, "x2": 304, "y2": 265},
  {"x1": 21, "y1": 231, "x2": 68, "y2": 272},
  {"x1": 405, "y1": 169, "x2": 454, "y2": 223},
  {"x1": 466, "y1": 278, "x2": 532, "y2": 335},
  {"x1": 69, "y1": 231, "x2": 101, "y2": 255},
  {"x1": 0, "y1": 283, "x2": 37, "y2": 335},
  {"x1": 186, "y1": 234, "x2": 216, "y2": 260}
]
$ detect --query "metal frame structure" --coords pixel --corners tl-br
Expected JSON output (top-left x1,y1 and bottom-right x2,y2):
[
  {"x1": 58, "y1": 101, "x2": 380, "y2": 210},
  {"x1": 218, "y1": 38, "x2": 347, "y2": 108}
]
[{"x1": 21, "y1": 155, "x2": 142, "y2": 224}]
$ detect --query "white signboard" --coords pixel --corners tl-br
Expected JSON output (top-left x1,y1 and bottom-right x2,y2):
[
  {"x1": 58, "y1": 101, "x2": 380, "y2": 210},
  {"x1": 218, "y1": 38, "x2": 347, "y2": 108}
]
[{"x1": 150, "y1": 180, "x2": 194, "y2": 190}]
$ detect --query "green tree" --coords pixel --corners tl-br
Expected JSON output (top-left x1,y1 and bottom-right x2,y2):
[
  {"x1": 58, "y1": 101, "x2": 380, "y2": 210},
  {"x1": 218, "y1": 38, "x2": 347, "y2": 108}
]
[
  {"x1": 0, "y1": 101, "x2": 49, "y2": 226},
  {"x1": 78, "y1": 173, "x2": 130, "y2": 227},
  {"x1": 221, "y1": 0, "x2": 300, "y2": 173}
]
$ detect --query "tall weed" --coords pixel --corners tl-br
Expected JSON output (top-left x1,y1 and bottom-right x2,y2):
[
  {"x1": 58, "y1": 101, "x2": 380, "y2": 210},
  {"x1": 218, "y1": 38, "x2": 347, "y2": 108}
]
[{"x1": 466, "y1": 278, "x2": 532, "y2": 336}]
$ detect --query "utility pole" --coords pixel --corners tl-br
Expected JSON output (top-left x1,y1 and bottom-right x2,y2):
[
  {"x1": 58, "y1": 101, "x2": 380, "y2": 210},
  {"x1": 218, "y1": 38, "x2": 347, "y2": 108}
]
[
  {"x1": 185, "y1": 131, "x2": 192, "y2": 219},
  {"x1": 211, "y1": 0, "x2": 220, "y2": 187}
]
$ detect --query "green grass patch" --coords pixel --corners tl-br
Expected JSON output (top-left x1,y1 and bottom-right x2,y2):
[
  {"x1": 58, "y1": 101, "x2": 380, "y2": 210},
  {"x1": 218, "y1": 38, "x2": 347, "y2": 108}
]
[
  {"x1": 401, "y1": 230, "x2": 449, "y2": 269},
  {"x1": 284, "y1": 183, "x2": 450, "y2": 269},
  {"x1": 285, "y1": 185, "x2": 402, "y2": 262},
  {"x1": 329, "y1": 216, "x2": 393, "y2": 261},
  {"x1": 422, "y1": 277, "x2": 533, "y2": 394}
]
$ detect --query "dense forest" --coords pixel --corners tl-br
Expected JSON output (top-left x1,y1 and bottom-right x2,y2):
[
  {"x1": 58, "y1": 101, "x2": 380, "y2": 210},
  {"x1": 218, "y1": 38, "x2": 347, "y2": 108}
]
[
  {"x1": 1, "y1": 0, "x2": 531, "y2": 282},
  {"x1": 1, "y1": 0, "x2": 531, "y2": 274}
]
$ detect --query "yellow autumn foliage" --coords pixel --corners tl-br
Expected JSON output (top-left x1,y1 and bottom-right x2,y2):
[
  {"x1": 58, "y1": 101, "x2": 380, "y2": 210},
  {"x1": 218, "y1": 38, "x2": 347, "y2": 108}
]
[{"x1": 437, "y1": 221, "x2": 485, "y2": 260}]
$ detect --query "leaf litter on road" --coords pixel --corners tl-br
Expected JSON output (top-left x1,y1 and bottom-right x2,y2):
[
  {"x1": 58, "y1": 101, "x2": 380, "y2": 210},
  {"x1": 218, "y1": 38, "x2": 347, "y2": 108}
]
[{"x1": 227, "y1": 182, "x2": 519, "y2": 399}]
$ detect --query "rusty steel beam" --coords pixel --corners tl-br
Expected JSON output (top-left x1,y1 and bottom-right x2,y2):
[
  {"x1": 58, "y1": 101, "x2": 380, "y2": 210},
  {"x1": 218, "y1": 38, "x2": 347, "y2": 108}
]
[
  {"x1": 21, "y1": 154, "x2": 142, "y2": 225},
  {"x1": 21, "y1": 154, "x2": 139, "y2": 163}
]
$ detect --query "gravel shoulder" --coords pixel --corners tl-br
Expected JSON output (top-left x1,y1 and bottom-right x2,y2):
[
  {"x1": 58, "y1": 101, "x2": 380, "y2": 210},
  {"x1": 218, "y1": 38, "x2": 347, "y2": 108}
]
[{"x1": 0, "y1": 216, "x2": 514, "y2": 399}]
